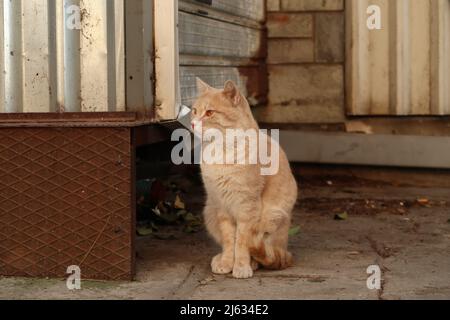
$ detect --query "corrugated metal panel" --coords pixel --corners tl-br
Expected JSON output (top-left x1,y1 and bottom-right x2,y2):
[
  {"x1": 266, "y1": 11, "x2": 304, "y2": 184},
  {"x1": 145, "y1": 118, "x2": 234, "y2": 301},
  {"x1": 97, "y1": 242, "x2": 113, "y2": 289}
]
[
  {"x1": 183, "y1": 0, "x2": 265, "y2": 22},
  {"x1": 180, "y1": 66, "x2": 247, "y2": 106},
  {"x1": 154, "y1": 0, "x2": 180, "y2": 120},
  {"x1": 346, "y1": 0, "x2": 450, "y2": 115},
  {"x1": 125, "y1": 0, "x2": 154, "y2": 117},
  {"x1": 178, "y1": 0, "x2": 266, "y2": 108},
  {"x1": 0, "y1": 0, "x2": 154, "y2": 117},
  {"x1": 179, "y1": 12, "x2": 262, "y2": 58}
]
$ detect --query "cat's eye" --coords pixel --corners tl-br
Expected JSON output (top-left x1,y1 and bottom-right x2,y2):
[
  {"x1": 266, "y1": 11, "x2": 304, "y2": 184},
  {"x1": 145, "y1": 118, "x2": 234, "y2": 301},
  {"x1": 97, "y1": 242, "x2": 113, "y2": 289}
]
[
  {"x1": 205, "y1": 110, "x2": 215, "y2": 117},
  {"x1": 192, "y1": 108, "x2": 197, "y2": 116}
]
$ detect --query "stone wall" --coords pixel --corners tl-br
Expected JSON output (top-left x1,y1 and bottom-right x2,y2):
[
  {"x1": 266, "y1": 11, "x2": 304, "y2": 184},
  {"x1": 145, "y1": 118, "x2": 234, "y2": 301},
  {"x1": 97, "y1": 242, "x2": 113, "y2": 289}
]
[{"x1": 254, "y1": 0, "x2": 346, "y2": 124}]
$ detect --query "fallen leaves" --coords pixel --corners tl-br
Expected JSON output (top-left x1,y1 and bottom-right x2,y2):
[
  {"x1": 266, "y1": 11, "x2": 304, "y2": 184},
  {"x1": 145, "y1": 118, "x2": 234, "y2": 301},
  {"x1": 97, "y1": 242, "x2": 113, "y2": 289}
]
[
  {"x1": 334, "y1": 212, "x2": 348, "y2": 221},
  {"x1": 417, "y1": 198, "x2": 430, "y2": 206},
  {"x1": 137, "y1": 225, "x2": 155, "y2": 237},
  {"x1": 288, "y1": 226, "x2": 301, "y2": 237},
  {"x1": 136, "y1": 178, "x2": 204, "y2": 238}
]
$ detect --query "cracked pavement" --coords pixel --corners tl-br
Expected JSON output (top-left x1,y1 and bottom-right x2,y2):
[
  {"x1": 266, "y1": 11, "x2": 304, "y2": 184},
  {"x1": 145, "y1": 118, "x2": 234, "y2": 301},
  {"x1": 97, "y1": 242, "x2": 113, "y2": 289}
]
[{"x1": 1, "y1": 169, "x2": 449, "y2": 300}]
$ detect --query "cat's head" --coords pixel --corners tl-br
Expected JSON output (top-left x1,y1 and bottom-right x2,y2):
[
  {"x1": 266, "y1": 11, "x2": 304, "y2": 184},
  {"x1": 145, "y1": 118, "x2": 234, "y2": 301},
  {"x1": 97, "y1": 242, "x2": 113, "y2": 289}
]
[{"x1": 191, "y1": 78, "x2": 246, "y2": 132}]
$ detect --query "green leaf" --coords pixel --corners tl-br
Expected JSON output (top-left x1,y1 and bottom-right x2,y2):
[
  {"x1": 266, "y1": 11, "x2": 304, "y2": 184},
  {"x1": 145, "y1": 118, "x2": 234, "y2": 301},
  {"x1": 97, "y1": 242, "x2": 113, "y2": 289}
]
[
  {"x1": 137, "y1": 226, "x2": 153, "y2": 237},
  {"x1": 289, "y1": 225, "x2": 301, "y2": 237},
  {"x1": 184, "y1": 212, "x2": 199, "y2": 222},
  {"x1": 334, "y1": 212, "x2": 348, "y2": 221}
]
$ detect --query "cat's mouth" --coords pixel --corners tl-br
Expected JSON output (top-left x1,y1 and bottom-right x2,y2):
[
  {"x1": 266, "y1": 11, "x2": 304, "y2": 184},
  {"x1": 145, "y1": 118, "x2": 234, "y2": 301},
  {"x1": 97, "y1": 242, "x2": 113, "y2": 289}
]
[{"x1": 190, "y1": 119, "x2": 205, "y2": 138}]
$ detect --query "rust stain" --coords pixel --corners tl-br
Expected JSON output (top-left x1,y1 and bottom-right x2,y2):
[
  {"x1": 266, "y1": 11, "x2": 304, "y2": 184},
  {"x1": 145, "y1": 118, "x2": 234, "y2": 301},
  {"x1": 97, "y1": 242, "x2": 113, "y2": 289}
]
[{"x1": 270, "y1": 14, "x2": 290, "y2": 24}]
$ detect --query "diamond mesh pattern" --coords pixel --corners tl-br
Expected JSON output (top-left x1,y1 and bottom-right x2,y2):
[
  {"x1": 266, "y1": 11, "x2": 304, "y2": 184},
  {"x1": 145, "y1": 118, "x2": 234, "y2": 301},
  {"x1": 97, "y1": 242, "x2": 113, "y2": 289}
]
[{"x1": 0, "y1": 127, "x2": 134, "y2": 280}]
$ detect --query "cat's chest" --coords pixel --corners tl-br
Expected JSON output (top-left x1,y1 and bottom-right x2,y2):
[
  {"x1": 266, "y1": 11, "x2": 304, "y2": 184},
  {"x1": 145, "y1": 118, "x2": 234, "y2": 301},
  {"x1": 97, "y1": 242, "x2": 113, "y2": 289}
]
[
  {"x1": 201, "y1": 165, "x2": 236, "y2": 187},
  {"x1": 201, "y1": 164, "x2": 263, "y2": 197}
]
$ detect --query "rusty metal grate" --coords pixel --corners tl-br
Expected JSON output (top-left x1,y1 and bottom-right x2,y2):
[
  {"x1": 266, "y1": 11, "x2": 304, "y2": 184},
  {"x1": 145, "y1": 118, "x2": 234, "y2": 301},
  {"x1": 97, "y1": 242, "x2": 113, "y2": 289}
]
[{"x1": 0, "y1": 127, "x2": 135, "y2": 280}]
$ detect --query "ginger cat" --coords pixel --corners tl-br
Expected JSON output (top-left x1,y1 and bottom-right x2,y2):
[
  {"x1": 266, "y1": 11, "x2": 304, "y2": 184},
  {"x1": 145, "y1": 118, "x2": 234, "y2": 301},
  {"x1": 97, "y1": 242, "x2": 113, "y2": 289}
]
[{"x1": 191, "y1": 78, "x2": 298, "y2": 279}]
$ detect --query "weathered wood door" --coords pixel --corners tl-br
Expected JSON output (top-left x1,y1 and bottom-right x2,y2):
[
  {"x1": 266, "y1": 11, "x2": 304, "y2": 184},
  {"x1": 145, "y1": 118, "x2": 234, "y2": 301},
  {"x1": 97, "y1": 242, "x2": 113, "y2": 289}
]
[{"x1": 346, "y1": 0, "x2": 450, "y2": 115}]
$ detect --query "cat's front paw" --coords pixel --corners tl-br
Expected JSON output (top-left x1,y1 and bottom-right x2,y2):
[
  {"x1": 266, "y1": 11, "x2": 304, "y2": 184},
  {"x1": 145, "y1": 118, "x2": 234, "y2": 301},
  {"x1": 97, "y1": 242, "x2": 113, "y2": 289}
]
[
  {"x1": 232, "y1": 264, "x2": 254, "y2": 279},
  {"x1": 211, "y1": 254, "x2": 233, "y2": 274}
]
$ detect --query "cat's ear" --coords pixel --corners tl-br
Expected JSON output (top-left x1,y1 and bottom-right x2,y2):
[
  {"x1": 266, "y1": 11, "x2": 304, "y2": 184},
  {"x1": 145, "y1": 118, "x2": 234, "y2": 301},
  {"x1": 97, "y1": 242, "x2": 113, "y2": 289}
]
[
  {"x1": 223, "y1": 80, "x2": 241, "y2": 105},
  {"x1": 196, "y1": 77, "x2": 211, "y2": 95}
]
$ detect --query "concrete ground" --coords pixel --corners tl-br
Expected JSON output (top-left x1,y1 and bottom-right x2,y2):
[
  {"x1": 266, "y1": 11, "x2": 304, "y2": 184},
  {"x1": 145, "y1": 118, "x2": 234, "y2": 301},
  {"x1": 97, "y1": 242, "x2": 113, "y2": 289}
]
[{"x1": 1, "y1": 166, "x2": 449, "y2": 300}]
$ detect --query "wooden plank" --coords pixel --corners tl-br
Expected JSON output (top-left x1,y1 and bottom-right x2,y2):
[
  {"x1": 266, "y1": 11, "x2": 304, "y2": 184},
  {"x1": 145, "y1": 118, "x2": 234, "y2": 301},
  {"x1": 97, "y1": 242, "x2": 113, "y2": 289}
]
[
  {"x1": 431, "y1": 0, "x2": 450, "y2": 115},
  {"x1": 346, "y1": 0, "x2": 371, "y2": 115},
  {"x1": 281, "y1": 131, "x2": 450, "y2": 169},
  {"x1": 347, "y1": 0, "x2": 393, "y2": 115},
  {"x1": 389, "y1": 0, "x2": 410, "y2": 115},
  {"x1": 346, "y1": 0, "x2": 449, "y2": 116},
  {"x1": 367, "y1": 0, "x2": 390, "y2": 115},
  {"x1": 344, "y1": 0, "x2": 355, "y2": 115},
  {"x1": 409, "y1": 0, "x2": 431, "y2": 115}
]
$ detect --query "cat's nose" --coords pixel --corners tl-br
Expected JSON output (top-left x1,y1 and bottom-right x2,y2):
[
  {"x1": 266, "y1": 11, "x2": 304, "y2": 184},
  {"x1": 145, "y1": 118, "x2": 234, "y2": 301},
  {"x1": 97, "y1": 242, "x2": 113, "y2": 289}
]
[{"x1": 191, "y1": 119, "x2": 202, "y2": 132}]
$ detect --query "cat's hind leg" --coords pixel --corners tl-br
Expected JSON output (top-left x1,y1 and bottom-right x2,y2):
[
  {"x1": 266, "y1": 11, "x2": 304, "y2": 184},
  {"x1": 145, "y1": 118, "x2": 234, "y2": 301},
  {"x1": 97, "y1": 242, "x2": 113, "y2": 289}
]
[
  {"x1": 250, "y1": 209, "x2": 293, "y2": 270},
  {"x1": 204, "y1": 202, "x2": 236, "y2": 274}
]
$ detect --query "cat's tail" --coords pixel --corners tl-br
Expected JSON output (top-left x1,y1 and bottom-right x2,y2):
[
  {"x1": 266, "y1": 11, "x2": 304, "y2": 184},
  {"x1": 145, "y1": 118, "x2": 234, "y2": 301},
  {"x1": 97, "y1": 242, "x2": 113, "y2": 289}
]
[
  {"x1": 249, "y1": 208, "x2": 293, "y2": 270},
  {"x1": 250, "y1": 241, "x2": 293, "y2": 270}
]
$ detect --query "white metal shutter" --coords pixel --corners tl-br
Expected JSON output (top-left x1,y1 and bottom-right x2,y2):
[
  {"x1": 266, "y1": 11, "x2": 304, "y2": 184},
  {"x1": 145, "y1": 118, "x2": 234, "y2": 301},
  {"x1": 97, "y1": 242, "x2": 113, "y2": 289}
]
[{"x1": 178, "y1": 0, "x2": 266, "y2": 107}]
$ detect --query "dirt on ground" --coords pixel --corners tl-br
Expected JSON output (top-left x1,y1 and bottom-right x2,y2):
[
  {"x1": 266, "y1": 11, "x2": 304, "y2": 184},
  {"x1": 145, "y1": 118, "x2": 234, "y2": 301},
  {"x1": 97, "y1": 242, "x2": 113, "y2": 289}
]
[{"x1": 1, "y1": 165, "x2": 449, "y2": 300}]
